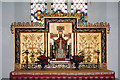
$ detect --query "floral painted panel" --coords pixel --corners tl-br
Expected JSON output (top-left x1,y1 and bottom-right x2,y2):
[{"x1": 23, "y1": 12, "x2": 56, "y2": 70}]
[
  {"x1": 20, "y1": 33, "x2": 44, "y2": 64},
  {"x1": 77, "y1": 33, "x2": 101, "y2": 64}
]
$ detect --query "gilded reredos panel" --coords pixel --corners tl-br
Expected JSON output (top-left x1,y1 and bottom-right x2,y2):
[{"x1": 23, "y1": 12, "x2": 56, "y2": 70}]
[
  {"x1": 20, "y1": 33, "x2": 44, "y2": 64},
  {"x1": 77, "y1": 33, "x2": 101, "y2": 65}
]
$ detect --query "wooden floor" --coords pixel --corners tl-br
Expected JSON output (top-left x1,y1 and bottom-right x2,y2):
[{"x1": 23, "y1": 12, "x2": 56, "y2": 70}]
[{"x1": 11, "y1": 69, "x2": 114, "y2": 73}]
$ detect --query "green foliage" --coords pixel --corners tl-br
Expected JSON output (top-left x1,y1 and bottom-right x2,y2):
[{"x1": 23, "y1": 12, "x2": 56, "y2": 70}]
[
  {"x1": 70, "y1": 55, "x2": 84, "y2": 64},
  {"x1": 35, "y1": 55, "x2": 50, "y2": 65}
]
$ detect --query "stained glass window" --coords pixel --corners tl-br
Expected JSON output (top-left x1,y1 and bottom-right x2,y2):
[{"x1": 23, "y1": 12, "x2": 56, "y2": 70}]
[
  {"x1": 31, "y1": 0, "x2": 47, "y2": 23},
  {"x1": 71, "y1": 0, "x2": 87, "y2": 22},
  {"x1": 31, "y1": 0, "x2": 88, "y2": 23},
  {"x1": 51, "y1": 0, "x2": 67, "y2": 13}
]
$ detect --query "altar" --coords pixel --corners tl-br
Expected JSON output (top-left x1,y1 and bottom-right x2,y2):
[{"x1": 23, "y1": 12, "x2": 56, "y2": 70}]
[
  {"x1": 9, "y1": 0, "x2": 115, "y2": 80},
  {"x1": 10, "y1": 69, "x2": 115, "y2": 80}
]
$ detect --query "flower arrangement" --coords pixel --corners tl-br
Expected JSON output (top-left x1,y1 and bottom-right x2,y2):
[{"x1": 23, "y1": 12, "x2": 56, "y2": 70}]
[
  {"x1": 70, "y1": 55, "x2": 84, "y2": 70},
  {"x1": 35, "y1": 55, "x2": 50, "y2": 70}
]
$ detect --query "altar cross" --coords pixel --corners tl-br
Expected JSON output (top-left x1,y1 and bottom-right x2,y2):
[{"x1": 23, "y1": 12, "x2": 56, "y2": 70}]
[{"x1": 50, "y1": 26, "x2": 71, "y2": 39}]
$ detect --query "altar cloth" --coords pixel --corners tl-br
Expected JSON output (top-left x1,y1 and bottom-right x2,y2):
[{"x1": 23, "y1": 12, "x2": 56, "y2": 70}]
[{"x1": 10, "y1": 69, "x2": 115, "y2": 80}]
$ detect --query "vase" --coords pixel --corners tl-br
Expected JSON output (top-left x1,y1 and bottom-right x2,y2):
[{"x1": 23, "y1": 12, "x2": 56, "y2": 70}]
[
  {"x1": 41, "y1": 64, "x2": 45, "y2": 70},
  {"x1": 75, "y1": 63, "x2": 79, "y2": 70}
]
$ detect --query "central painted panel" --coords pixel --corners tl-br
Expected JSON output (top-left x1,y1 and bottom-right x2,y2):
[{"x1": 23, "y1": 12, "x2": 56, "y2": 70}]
[{"x1": 48, "y1": 23, "x2": 73, "y2": 63}]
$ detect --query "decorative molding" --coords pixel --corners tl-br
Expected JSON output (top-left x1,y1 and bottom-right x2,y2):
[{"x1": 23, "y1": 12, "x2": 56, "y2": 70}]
[
  {"x1": 31, "y1": 12, "x2": 85, "y2": 22},
  {"x1": 10, "y1": 22, "x2": 44, "y2": 34},
  {"x1": 10, "y1": 22, "x2": 110, "y2": 34},
  {"x1": 20, "y1": 64, "x2": 99, "y2": 70},
  {"x1": 15, "y1": 63, "x2": 20, "y2": 70},
  {"x1": 78, "y1": 22, "x2": 110, "y2": 34}
]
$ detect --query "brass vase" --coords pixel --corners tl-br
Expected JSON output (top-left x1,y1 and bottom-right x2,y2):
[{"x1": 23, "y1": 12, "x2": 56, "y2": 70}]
[{"x1": 75, "y1": 63, "x2": 79, "y2": 70}]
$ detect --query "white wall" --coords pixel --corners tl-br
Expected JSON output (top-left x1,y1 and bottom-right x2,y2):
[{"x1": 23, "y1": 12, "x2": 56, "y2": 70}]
[
  {"x1": 14, "y1": 2, "x2": 30, "y2": 22},
  {"x1": 2, "y1": 2, "x2": 15, "y2": 78},
  {"x1": 88, "y1": 2, "x2": 119, "y2": 78},
  {"x1": 88, "y1": 2, "x2": 107, "y2": 22},
  {"x1": 1, "y1": 0, "x2": 120, "y2": 2},
  {"x1": 106, "y1": 2, "x2": 118, "y2": 78},
  {"x1": 118, "y1": 1, "x2": 120, "y2": 80},
  {"x1": 0, "y1": 1, "x2": 2, "y2": 80},
  {"x1": 2, "y1": 2, "x2": 30, "y2": 78}
]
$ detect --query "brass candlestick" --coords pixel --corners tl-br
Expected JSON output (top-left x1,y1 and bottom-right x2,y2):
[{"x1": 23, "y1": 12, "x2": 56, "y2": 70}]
[
  {"x1": 24, "y1": 50, "x2": 29, "y2": 70},
  {"x1": 94, "y1": 50, "x2": 100, "y2": 69}
]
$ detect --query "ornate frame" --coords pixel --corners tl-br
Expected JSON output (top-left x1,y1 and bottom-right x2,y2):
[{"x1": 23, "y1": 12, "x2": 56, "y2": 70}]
[
  {"x1": 76, "y1": 28, "x2": 107, "y2": 69},
  {"x1": 10, "y1": 17, "x2": 110, "y2": 70}
]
